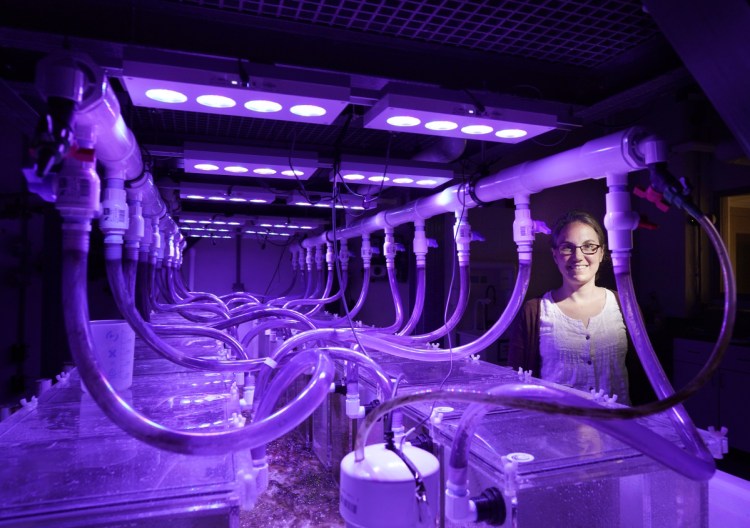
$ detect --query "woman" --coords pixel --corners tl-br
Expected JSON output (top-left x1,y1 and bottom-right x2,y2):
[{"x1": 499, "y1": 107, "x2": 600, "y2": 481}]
[{"x1": 508, "y1": 211, "x2": 632, "y2": 405}]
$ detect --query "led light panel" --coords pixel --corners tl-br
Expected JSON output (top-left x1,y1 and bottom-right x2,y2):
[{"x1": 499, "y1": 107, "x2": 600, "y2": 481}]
[
  {"x1": 179, "y1": 182, "x2": 278, "y2": 204},
  {"x1": 122, "y1": 56, "x2": 350, "y2": 125},
  {"x1": 364, "y1": 92, "x2": 559, "y2": 144},
  {"x1": 184, "y1": 143, "x2": 319, "y2": 181},
  {"x1": 336, "y1": 158, "x2": 454, "y2": 189}
]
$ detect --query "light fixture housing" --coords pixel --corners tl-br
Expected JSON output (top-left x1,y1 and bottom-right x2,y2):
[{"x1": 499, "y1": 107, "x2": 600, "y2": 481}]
[
  {"x1": 122, "y1": 50, "x2": 351, "y2": 125},
  {"x1": 364, "y1": 85, "x2": 562, "y2": 144},
  {"x1": 183, "y1": 143, "x2": 319, "y2": 181},
  {"x1": 179, "y1": 182, "x2": 279, "y2": 204},
  {"x1": 336, "y1": 157, "x2": 454, "y2": 189}
]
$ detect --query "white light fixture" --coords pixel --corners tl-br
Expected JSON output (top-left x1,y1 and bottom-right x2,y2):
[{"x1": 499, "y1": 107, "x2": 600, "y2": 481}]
[
  {"x1": 364, "y1": 85, "x2": 561, "y2": 144},
  {"x1": 184, "y1": 143, "x2": 319, "y2": 181},
  {"x1": 179, "y1": 182, "x2": 277, "y2": 204},
  {"x1": 179, "y1": 213, "x2": 326, "y2": 236},
  {"x1": 336, "y1": 157, "x2": 454, "y2": 189},
  {"x1": 122, "y1": 50, "x2": 351, "y2": 125}
]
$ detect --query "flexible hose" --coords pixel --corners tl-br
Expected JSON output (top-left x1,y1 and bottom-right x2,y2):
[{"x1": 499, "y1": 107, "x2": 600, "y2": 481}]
[
  {"x1": 397, "y1": 266, "x2": 426, "y2": 336},
  {"x1": 105, "y1": 245, "x2": 262, "y2": 371},
  {"x1": 63, "y1": 228, "x2": 335, "y2": 455},
  {"x1": 401, "y1": 264, "x2": 469, "y2": 343}
]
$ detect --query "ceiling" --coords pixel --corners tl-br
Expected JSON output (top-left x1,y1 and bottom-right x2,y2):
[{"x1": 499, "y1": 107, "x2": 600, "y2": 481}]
[{"x1": 0, "y1": 0, "x2": 705, "y2": 231}]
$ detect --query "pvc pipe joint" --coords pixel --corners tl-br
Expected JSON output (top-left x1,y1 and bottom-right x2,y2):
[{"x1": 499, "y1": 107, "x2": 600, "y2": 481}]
[
  {"x1": 54, "y1": 127, "x2": 101, "y2": 224},
  {"x1": 445, "y1": 482, "x2": 477, "y2": 523},
  {"x1": 604, "y1": 183, "x2": 640, "y2": 253},
  {"x1": 361, "y1": 234, "x2": 372, "y2": 269},
  {"x1": 339, "y1": 240, "x2": 350, "y2": 271},
  {"x1": 100, "y1": 176, "x2": 130, "y2": 236},
  {"x1": 413, "y1": 221, "x2": 428, "y2": 267},
  {"x1": 454, "y1": 214, "x2": 472, "y2": 266}
]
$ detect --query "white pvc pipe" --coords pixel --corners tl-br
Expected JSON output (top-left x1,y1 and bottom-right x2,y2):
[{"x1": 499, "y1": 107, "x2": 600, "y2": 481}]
[{"x1": 302, "y1": 127, "x2": 648, "y2": 247}]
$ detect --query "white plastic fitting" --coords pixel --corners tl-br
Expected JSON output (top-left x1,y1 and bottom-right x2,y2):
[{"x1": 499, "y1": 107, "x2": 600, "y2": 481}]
[
  {"x1": 454, "y1": 213, "x2": 472, "y2": 266},
  {"x1": 361, "y1": 234, "x2": 372, "y2": 269},
  {"x1": 325, "y1": 241, "x2": 335, "y2": 269},
  {"x1": 346, "y1": 394, "x2": 366, "y2": 419},
  {"x1": 641, "y1": 135, "x2": 669, "y2": 165},
  {"x1": 413, "y1": 219, "x2": 428, "y2": 267},
  {"x1": 100, "y1": 176, "x2": 129, "y2": 236},
  {"x1": 306, "y1": 246, "x2": 314, "y2": 271},
  {"x1": 339, "y1": 239, "x2": 350, "y2": 271},
  {"x1": 445, "y1": 482, "x2": 478, "y2": 523},
  {"x1": 383, "y1": 227, "x2": 396, "y2": 264},
  {"x1": 54, "y1": 124, "x2": 101, "y2": 224}
]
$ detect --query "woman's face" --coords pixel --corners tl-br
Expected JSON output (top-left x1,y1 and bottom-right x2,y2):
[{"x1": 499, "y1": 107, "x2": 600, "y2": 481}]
[{"x1": 552, "y1": 221, "x2": 604, "y2": 288}]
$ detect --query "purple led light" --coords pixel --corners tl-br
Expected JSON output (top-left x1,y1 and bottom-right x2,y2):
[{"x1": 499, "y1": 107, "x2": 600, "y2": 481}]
[
  {"x1": 224, "y1": 166, "x2": 249, "y2": 173},
  {"x1": 194, "y1": 164, "x2": 219, "y2": 171},
  {"x1": 183, "y1": 219, "x2": 197, "y2": 223},
  {"x1": 253, "y1": 168, "x2": 277, "y2": 175},
  {"x1": 386, "y1": 116, "x2": 420, "y2": 127},
  {"x1": 392, "y1": 177, "x2": 414, "y2": 184},
  {"x1": 249, "y1": 198, "x2": 268, "y2": 203},
  {"x1": 425, "y1": 120, "x2": 458, "y2": 131},
  {"x1": 496, "y1": 128, "x2": 528, "y2": 138},
  {"x1": 244, "y1": 100, "x2": 282, "y2": 113},
  {"x1": 227, "y1": 221, "x2": 241, "y2": 226},
  {"x1": 290, "y1": 104, "x2": 326, "y2": 117},
  {"x1": 124, "y1": 69, "x2": 350, "y2": 125},
  {"x1": 196, "y1": 95, "x2": 236, "y2": 108},
  {"x1": 368, "y1": 175, "x2": 389, "y2": 182},
  {"x1": 342, "y1": 173, "x2": 365, "y2": 181},
  {"x1": 281, "y1": 169, "x2": 304, "y2": 176},
  {"x1": 208, "y1": 196, "x2": 227, "y2": 201},
  {"x1": 295, "y1": 201, "x2": 312, "y2": 206},
  {"x1": 229, "y1": 197, "x2": 247, "y2": 202},
  {"x1": 416, "y1": 179, "x2": 437, "y2": 186},
  {"x1": 461, "y1": 124, "x2": 493, "y2": 135},
  {"x1": 363, "y1": 93, "x2": 557, "y2": 144},
  {"x1": 145, "y1": 88, "x2": 187, "y2": 103},
  {"x1": 186, "y1": 195, "x2": 206, "y2": 200}
]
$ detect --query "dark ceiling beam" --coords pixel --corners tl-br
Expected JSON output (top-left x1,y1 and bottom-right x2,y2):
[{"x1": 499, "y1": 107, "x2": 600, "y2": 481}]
[{"x1": 643, "y1": 0, "x2": 750, "y2": 158}]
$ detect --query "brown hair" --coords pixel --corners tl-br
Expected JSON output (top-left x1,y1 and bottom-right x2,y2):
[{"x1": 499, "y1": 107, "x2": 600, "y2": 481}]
[{"x1": 550, "y1": 210, "x2": 607, "y2": 250}]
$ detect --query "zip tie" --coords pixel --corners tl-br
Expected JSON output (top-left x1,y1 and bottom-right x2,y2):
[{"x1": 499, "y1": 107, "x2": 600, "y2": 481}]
[{"x1": 263, "y1": 357, "x2": 278, "y2": 369}]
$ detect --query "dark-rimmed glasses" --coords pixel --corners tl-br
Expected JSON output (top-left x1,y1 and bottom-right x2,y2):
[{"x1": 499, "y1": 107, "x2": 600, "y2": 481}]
[{"x1": 556, "y1": 243, "x2": 601, "y2": 255}]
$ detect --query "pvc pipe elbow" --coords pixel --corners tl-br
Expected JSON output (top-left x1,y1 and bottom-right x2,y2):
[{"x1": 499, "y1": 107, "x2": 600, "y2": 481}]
[
  {"x1": 346, "y1": 394, "x2": 366, "y2": 419},
  {"x1": 445, "y1": 484, "x2": 477, "y2": 523}
]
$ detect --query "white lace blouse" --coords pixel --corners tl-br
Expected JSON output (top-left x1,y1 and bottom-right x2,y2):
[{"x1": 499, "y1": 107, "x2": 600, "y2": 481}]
[{"x1": 539, "y1": 289, "x2": 630, "y2": 404}]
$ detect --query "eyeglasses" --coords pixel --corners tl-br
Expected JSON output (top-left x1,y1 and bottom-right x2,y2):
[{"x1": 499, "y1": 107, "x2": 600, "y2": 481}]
[{"x1": 556, "y1": 243, "x2": 601, "y2": 255}]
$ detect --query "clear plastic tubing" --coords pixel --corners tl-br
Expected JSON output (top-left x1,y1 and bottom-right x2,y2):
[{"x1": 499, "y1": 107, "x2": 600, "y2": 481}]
[
  {"x1": 105, "y1": 246, "x2": 263, "y2": 371},
  {"x1": 240, "y1": 319, "x2": 311, "y2": 348},
  {"x1": 283, "y1": 272, "x2": 347, "y2": 310},
  {"x1": 64, "y1": 229, "x2": 336, "y2": 455},
  {"x1": 153, "y1": 324, "x2": 248, "y2": 360},
  {"x1": 397, "y1": 266, "x2": 426, "y2": 336},
  {"x1": 304, "y1": 267, "x2": 332, "y2": 316},
  {"x1": 211, "y1": 307, "x2": 317, "y2": 333},
  {"x1": 357, "y1": 263, "x2": 531, "y2": 360},
  {"x1": 396, "y1": 264, "x2": 469, "y2": 343},
  {"x1": 374, "y1": 261, "x2": 405, "y2": 334},
  {"x1": 614, "y1": 211, "x2": 735, "y2": 467},
  {"x1": 266, "y1": 262, "x2": 530, "y2": 364},
  {"x1": 327, "y1": 266, "x2": 371, "y2": 326}
]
